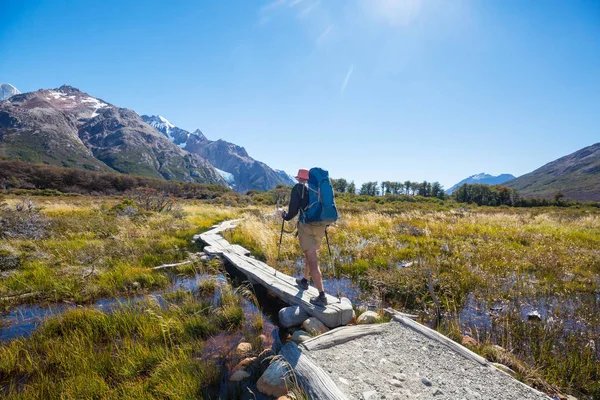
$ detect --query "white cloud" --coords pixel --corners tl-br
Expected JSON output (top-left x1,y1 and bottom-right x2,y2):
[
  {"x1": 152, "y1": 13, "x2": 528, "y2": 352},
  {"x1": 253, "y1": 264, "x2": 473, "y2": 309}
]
[
  {"x1": 297, "y1": 0, "x2": 320, "y2": 18},
  {"x1": 362, "y1": 0, "x2": 423, "y2": 27},
  {"x1": 341, "y1": 64, "x2": 354, "y2": 93},
  {"x1": 316, "y1": 24, "x2": 333, "y2": 45}
]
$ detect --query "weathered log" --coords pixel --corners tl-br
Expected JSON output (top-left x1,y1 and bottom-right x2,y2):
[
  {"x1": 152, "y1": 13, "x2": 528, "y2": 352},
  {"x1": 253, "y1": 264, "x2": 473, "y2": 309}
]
[
  {"x1": 279, "y1": 342, "x2": 348, "y2": 400},
  {"x1": 392, "y1": 315, "x2": 489, "y2": 366},
  {"x1": 300, "y1": 324, "x2": 386, "y2": 351},
  {"x1": 151, "y1": 260, "x2": 192, "y2": 270},
  {"x1": 383, "y1": 307, "x2": 418, "y2": 319}
]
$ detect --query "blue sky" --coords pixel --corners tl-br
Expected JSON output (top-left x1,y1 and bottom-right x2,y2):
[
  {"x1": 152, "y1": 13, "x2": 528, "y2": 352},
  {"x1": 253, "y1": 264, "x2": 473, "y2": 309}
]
[{"x1": 1, "y1": 0, "x2": 599, "y2": 189}]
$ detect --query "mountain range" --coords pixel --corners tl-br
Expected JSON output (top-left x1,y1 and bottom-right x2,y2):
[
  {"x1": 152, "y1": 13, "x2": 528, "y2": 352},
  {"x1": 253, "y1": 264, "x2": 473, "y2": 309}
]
[
  {"x1": 505, "y1": 143, "x2": 600, "y2": 202},
  {"x1": 0, "y1": 84, "x2": 294, "y2": 191},
  {"x1": 141, "y1": 115, "x2": 295, "y2": 192},
  {"x1": 446, "y1": 173, "x2": 516, "y2": 194}
]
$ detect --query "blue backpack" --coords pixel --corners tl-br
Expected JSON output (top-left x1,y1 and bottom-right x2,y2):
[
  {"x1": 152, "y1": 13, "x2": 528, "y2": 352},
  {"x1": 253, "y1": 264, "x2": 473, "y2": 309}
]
[{"x1": 300, "y1": 167, "x2": 339, "y2": 225}]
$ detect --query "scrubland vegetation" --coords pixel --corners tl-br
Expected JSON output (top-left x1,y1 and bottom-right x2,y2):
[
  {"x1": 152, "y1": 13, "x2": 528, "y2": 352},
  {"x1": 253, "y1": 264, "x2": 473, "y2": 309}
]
[
  {"x1": 0, "y1": 187, "x2": 599, "y2": 398},
  {"x1": 230, "y1": 201, "x2": 600, "y2": 399}
]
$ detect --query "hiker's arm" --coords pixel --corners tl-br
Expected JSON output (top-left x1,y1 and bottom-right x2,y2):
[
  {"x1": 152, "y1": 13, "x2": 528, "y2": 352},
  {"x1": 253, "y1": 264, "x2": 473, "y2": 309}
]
[{"x1": 284, "y1": 185, "x2": 301, "y2": 221}]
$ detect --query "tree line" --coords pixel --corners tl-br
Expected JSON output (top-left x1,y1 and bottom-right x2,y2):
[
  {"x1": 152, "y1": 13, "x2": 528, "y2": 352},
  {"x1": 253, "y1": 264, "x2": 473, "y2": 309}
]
[
  {"x1": 331, "y1": 178, "x2": 446, "y2": 199},
  {"x1": 0, "y1": 159, "x2": 231, "y2": 199}
]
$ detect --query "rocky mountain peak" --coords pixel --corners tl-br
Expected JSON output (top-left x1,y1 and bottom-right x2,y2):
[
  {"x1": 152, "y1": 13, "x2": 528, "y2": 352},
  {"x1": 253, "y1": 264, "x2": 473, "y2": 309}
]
[
  {"x1": 57, "y1": 85, "x2": 83, "y2": 95},
  {"x1": 0, "y1": 83, "x2": 21, "y2": 100}
]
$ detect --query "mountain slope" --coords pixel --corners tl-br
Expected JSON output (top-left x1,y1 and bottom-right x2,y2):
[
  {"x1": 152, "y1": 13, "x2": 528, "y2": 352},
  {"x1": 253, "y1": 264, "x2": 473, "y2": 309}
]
[
  {"x1": 142, "y1": 115, "x2": 295, "y2": 192},
  {"x1": 446, "y1": 173, "x2": 516, "y2": 194},
  {"x1": 505, "y1": 143, "x2": 600, "y2": 201},
  {"x1": 0, "y1": 86, "x2": 225, "y2": 184},
  {"x1": 0, "y1": 84, "x2": 20, "y2": 100}
]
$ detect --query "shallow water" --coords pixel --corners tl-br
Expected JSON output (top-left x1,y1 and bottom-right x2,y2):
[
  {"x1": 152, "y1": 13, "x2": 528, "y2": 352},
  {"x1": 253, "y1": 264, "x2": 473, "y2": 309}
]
[{"x1": 0, "y1": 272, "x2": 276, "y2": 343}]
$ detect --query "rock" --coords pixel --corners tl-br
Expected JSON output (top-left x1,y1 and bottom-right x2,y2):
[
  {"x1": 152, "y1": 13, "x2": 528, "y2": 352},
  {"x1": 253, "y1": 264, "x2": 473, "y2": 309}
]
[
  {"x1": 461, "y1": 335, "x2": 478, "y2": 347},
  {"x1": 279, "y1": 305, "x2": 310, "y2": 328},
  {"x1": 131, "y1": 281, "x2": 140, "y2": 289},
  {"x1": 229, "y1": 370, "x2": 251, "y2": 382},
  {"x1": 200, "y1": 255, "x2": 210, "y2": 262},
  {"x1": 421, "y1": 376, "x2": 432, "y2": 386},
  {"x1": 302, "y1": 317, "x2": 329, "y2": 335},
  {"x1": 357, "y1": 311, "x2": 380, "y2": 324},
  {"x1": 389, "y1": 379, "x2": 403, "y2": 387},
  {"x1": 362, "y1": 390, "x2": 378, "y2": 399},
  {"x1": 433, "y1": 389, "x2": 444, "y2": 396},
  {"x1": 258, "y1": 334, "x2": 268, "y2": 346},
  {"x1": 256, "y1": 359, "x2": 292, "y2": 397},
  {"x1": 393, "y1": 373, "x2": 407, "y2": 381},
  {"x1": 237, "y1": 342, "x2": 253, "y2": 354},
  {"x1": 339, "y1": 377, "x2": 350, "y2": 385},
  {"x1": 233, "y1": 357, "x2": 257, "y2": 372},
  {"x1": 527, "y1": 310, "x2": 542, "y2": 321},
  {"x1": 291, "y1": 330, "x2": 311, "y2": 344}
]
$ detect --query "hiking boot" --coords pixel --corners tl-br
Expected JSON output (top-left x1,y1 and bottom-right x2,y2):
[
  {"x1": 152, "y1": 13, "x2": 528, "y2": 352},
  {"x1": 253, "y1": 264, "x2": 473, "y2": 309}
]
[
  {"x1": 310, "y1": 293, "x2": 328, "y2": 307},
  {"x1": 296, "y1": 277, "x2": 309, "y2": 290}
]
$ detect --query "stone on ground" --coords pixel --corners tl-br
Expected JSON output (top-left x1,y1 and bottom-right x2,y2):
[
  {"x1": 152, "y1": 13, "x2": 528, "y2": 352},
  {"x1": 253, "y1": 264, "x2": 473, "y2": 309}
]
[
  {"x1": 302, "y1": 317, "x2": 329, "y2": 335},
  {"x1": 236, "y1": 342, "x2": 253, "y2": 354},
  {"x1": 229, "y1": 370, "x2": 251, "y2": 382},
  {"x1": 233, "y1": 357, "x2": 257, "y2": 372},
  {"x1": 290, "y1": 330, "x2": 311, "y2": 344},
  {"x1": 357, "y1": 310, "x2": 380, "y2": 324},
  {"x1": 279, "y1": 305, "x2": 310, "y2": 328},
  {"x1": 256, "y1": 359, "x2": 292, "y2": 397}
]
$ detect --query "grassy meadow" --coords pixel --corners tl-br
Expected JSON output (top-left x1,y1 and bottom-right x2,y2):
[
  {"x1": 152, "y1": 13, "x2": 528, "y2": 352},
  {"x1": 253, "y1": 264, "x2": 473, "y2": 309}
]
[
  {"x1": 0, "y1": 196, "x2": 238, "y2": 307},
  {"x1": 229, "y1": 202, "x2": 600, "y2": 398},
  {"x1": 0, "y1": 192, "x2": 599, "y2": 398},
  {"x1": 0, "y1": 195, "x2": 277, "y2": 399}
]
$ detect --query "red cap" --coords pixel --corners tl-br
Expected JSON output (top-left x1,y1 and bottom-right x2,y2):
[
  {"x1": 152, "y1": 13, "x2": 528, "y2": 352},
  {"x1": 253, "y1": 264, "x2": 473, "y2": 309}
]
[{"x1": 295, "y1": 168, "x2": 309, "y2": 181}]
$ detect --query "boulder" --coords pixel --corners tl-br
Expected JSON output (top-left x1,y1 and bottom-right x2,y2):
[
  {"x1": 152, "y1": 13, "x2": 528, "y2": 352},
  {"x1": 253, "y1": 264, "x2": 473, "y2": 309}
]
[
  {"x1": 279, "y1": 306, "x2": 310, "y2": 328},
  {"x1": 301, "y1": 317, "x2": 329, "y2": 335},
  {"x1": 256, "y1": 359, "x2": 292, "y2": 397},
  {"x1": 229, "y1": 370, "x2": 251, "y2": 382},
  {"x1": 357, "y1": 311, "x2": 380, "y2": 324},
  {"x1": 290, "y1": 330, "x2": 311, "y2": 344},
  {"x1": 236, "y1": 342, "x2": 253, "y2": 354},
  {"x1": 461, "y1": 335, "x2": 478, "y2": 347},
  {"x1": 233, "y1": 357, "x2": 257, "y2": 372}
]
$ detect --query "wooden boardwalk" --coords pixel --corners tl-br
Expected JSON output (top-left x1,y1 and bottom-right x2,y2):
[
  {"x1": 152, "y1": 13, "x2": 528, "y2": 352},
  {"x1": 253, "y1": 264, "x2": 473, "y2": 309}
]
[{"x1": 194, "y1": 220, "x2": 354, "y2": 328}]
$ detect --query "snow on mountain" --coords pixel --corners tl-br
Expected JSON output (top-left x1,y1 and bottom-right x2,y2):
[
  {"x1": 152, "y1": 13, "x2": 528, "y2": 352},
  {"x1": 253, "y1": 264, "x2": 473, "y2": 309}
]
[
  {"x1": 275, "y1": 169, "x2": 296, "y2": 183},
  {"x1": 141, "y1": 115, "x2": 189, "y2": 148},
  {"x1": 214, "y1": 168, "x2": 235, "y2": 185},
  {"x1": 446, "y1": 173, "x2": 516, "y2": 194},
  {"x1": 0, "y1": 83, "x2": 21, "y2": 100}
]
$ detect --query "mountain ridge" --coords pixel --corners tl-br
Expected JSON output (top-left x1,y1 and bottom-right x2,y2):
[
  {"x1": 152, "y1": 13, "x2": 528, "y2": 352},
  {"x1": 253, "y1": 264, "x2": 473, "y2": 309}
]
[
  {"x1": 446, "y1": 173, "x2": 516, "y2": 194},
  {"x1": 141, "y1": 114, "x2": 295, "y2": 192},
  {"x1": 0, "y1": 85, "x2": 225, "y2": 185},
  {"x1": 505, "y1": 143, "x2": 600, "y2": 201}
]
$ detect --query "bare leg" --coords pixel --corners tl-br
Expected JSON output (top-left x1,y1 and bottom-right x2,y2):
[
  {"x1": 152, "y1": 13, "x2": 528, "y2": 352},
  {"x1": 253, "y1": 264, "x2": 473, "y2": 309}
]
[
  {"x1": 304, "y1": 249, "x2": 323, "y2": 292},
  {"x1": 304, "y1": 263, "x2": 310, "y2": 281}
]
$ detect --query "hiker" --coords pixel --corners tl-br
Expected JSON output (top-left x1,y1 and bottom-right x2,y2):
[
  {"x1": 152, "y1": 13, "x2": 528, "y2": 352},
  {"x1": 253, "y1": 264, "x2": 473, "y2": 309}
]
[{"x1": 280, "y1": 168, "x2": 329, "y2": 307}]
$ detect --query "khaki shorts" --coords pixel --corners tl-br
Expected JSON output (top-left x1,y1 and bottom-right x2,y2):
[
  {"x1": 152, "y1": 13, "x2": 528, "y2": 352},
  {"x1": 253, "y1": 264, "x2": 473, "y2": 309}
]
[{"x1": 298, "y1": 222, "x2": 326, "y2": 252}]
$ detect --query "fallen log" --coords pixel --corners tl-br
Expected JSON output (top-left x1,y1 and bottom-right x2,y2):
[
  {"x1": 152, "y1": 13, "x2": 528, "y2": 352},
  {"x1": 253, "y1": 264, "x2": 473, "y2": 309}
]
[
  {"x1": 279, "y1": 342, "x2": 348, "y2": 400},
  {"x1": 151, "y1": 260, "x2": 192, "y2": 270},
  {"x1": 301, "y1": 324, "x2": 386, "y2": 351}
]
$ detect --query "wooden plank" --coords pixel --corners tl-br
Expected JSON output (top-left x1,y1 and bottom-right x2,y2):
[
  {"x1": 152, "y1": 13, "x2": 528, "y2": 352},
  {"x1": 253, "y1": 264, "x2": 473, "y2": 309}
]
[
  {"x1": 279, "y1": 342, "x2": 349, "y2": 400},
  {"x1": 196, "y1": 220, "x2": 354, "y2": 328},
  {"x1": 222, "y1": 250, "x2": 354, "y2": 328},
  {"x1": 301, "y1": 324, "x2": 386, "y2": 351}
]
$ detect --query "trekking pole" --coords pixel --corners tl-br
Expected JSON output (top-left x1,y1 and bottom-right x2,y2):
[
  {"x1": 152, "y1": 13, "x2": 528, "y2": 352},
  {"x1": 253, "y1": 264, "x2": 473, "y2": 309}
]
[
  {"x1": 324, "y1": 227, "x2": 340, "y2": 301},
  {"x1": 277, "y1": 218, "x2": 284, "y2": 263}
]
